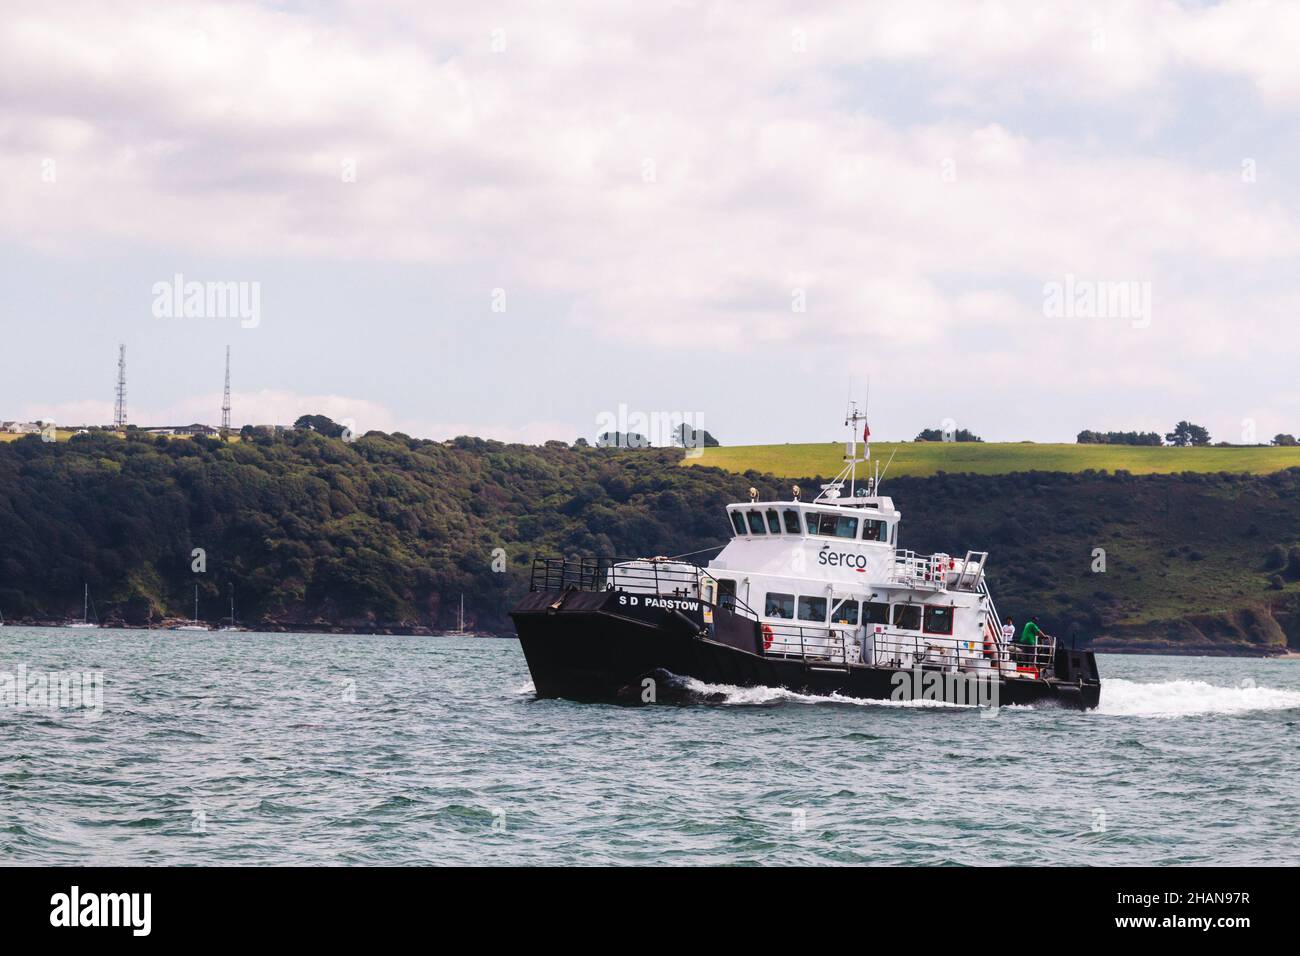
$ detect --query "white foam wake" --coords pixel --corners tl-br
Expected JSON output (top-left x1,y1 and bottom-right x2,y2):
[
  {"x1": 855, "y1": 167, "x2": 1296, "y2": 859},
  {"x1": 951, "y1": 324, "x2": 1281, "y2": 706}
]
[
  {"x1": 1097, "y1": 678, "x2": 1300, "y2": 718},
  {"x1": 678, "y1": 676, "x2": 971, "y2": 709}
]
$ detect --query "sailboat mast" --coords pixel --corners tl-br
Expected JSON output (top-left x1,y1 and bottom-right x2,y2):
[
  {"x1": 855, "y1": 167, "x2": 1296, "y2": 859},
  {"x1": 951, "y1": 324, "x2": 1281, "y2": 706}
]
[{"x1": 84, "y1": 583, "x2": 89, "y2": 624}]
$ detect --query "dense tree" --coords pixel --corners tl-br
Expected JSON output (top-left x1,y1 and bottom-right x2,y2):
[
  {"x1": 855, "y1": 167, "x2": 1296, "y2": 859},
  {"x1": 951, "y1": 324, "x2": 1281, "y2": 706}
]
[
  {"x1": 675, "y1": 423, "x2": 720, "y2": 448},
  {"x1": 0, "y1": 430, "x2": 747, "y2": 632},
  {"x1": 293, "y1": 414, "x2": 348, "y2": 438},
  {"x1": 915, "y1": 427, "x2": 983, "y2": 442},
  {"x1": 3, "y1": 430, "x2": 1300, "y2": 651},
  {"x1": 1165, "y1": 421, "x2": 1212, "y2": 447},
  {"x1": 1272, "y1": 434, "x2": 1297, "y2": 446},
  {"x1": 596, "y1": 432, "x2": 650, "y2": 448},
  {"x1": 1076, "y1": 430, "x2": 1163, "y2": 445}
]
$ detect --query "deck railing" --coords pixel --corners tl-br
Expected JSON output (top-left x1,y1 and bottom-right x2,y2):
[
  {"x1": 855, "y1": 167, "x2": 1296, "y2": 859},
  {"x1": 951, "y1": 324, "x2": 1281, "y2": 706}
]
[
  {"x1": 528, "y1": 555, "x2": 759, "y2": 620},
  {"x1": 760, "y1": 622, "x2": 855, "y2": 665},
  {"x1": 888, "y1": 550, "x2": 988, "y2": 593},
  {"x1": 869, "y1": 628, "x2": 1056, "y2": 678}
]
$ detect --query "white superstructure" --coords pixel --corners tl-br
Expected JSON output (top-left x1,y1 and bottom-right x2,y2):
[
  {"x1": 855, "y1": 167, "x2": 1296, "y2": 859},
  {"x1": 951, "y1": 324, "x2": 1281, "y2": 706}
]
[{"x1": 696, "y1": 405, "x2": 1035, "y2": 677}]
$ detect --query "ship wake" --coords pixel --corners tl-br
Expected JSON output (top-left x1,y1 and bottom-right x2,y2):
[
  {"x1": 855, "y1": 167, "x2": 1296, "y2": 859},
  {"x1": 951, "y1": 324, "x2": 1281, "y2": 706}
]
[{"x1": 1096, "y1": 678, "x2": 1300, "y2": 718}]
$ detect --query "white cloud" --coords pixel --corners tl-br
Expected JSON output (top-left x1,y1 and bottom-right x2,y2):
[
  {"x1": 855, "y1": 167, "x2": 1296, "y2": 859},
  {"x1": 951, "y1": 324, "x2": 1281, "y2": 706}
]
[{"x1": 3, "y1": 1, "x2": 1300, "y2": 441}]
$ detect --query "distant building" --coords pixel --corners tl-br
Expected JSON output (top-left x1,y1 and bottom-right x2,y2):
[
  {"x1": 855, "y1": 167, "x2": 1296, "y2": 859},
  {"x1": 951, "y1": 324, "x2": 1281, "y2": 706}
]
[
  {"x1": 142, "y1": 423, "x2": 219, "y2": 436},
  {"x1": 2, "y1": 421, "x2": 41, "y2": 434}
]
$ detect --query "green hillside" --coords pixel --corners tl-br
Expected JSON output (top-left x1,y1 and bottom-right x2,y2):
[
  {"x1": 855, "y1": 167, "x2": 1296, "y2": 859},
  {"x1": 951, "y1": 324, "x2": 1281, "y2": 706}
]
[
  {"x1": 2, "y1": 430, "x2": 1299, "y2": 654},
  {"x1": 683, "y1": 441, "x2": 1300, "y2": 479}
]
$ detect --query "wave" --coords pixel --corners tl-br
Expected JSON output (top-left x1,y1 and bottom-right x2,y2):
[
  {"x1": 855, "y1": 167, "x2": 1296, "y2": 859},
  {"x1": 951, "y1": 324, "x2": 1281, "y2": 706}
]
[
  {"x1": 674, "y1": 676, "x2": 973, "y2": 709},
  {"x1": 516, "y1": 671, "x2": 1300, "y2": 718},
  {"x1": 1097, "y1": 678, "x2": 1300, "y2": 718}
]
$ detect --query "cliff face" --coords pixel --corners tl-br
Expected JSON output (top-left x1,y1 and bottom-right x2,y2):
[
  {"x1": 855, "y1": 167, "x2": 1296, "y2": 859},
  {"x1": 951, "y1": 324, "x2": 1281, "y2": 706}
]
[
  {"x1": 3, "y1": 431, "x2": 1300, "y2": 654},
  {"x1": 1091, "y1": 605, "x2": 1293, "y2": 656}
]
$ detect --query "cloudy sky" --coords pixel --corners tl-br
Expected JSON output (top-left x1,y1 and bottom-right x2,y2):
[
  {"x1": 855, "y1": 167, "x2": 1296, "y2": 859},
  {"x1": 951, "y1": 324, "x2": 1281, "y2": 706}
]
[{"x1": 3, "y1": 0, "x2": 1299, "y2": 445}]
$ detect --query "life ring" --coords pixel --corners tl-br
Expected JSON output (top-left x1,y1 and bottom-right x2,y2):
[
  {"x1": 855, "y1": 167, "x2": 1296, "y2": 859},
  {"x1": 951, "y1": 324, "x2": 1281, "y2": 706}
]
[{"x1": 761, "y1": 623, "x2": 774, "y2": 650}]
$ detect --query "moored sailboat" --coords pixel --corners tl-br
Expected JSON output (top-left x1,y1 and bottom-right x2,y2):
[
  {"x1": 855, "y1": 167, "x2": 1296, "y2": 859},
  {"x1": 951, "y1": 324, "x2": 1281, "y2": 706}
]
[
  {"x1": 171, "y1": 585, "x2": 209, "y2": 631},
  {"x1": 66, "y1": 583, "x2": 100, "y2": 628}
]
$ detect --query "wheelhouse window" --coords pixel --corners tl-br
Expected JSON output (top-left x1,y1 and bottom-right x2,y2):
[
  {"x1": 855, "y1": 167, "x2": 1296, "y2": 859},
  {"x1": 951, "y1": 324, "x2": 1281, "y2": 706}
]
[
  {"x1": 862, "y1": 519, "x2": 888, "y2": 542},
  {"x1": 923, "y1": 606, "x2": 954, "y2": 635},
  {"x1": 730, "y1": 511, "x2": 747, "y2": 536},
  {"x1": 808, "y1": 512, "x2": 859, "y2": 538},
  {"x1": 892, "y1": 604, "x2": 921, "y2": 631},
  {"x1": 718, "y1": 579, "x2": 737, "y2": 610},
  {"x1": 765, "y1": 593, "x2": 795, "y2": 619},
  {"x1": 766, "y1": 509, "x2": 781, "y2": 534},
  {"x1": 831, "y1": 599, "x2": 859, "y2": 626},
  {"x1": 783, "y1": 509, "x2": 802, "y2": 534},
  {"x1": 798, "y1": 596, "x2": 828, "y2": 622},
  {"x1": 864, "y1": 601, "x2": 890, "y2": 625},
  {"x1": 747, "y1": 511, "x2": 767, "y2": 534}
]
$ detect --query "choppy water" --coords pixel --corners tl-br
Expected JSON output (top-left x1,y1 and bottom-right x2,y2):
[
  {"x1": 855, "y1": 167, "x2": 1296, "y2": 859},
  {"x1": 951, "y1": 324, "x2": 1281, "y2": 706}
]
[{"x1": 2, "y1": 627, "x2": 1298, "y2": 865}]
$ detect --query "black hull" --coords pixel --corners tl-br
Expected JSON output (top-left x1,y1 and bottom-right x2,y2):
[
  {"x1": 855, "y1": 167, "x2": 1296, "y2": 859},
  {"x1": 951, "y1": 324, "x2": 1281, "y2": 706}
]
[{"x1": 512, "y1": 590, "x2": 1101, "y2": 711}]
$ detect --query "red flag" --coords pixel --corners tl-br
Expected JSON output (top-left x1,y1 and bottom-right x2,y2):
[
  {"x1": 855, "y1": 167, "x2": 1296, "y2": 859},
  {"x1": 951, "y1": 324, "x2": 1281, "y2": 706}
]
[{"x1": 863, "y1": 422, "x2": 870, "y2": 442}]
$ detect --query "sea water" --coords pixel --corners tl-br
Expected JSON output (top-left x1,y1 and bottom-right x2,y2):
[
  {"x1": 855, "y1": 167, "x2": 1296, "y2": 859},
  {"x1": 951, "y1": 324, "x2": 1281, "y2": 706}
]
[{"x1": 1, "y1": 628, "x2": 1297, "y2": 865}]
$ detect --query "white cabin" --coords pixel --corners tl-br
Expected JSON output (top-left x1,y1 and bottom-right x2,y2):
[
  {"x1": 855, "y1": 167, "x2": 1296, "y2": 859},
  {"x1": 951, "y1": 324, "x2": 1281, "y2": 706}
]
[{"x1": 697, "y1": 487, "x2": 1013, "y2": 672}]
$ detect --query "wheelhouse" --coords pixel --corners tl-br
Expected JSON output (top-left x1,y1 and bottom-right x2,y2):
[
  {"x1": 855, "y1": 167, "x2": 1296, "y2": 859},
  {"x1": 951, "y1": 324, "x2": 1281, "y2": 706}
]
[{"x1": 724, "y1": 501, "x2": 898, "y2": 547}]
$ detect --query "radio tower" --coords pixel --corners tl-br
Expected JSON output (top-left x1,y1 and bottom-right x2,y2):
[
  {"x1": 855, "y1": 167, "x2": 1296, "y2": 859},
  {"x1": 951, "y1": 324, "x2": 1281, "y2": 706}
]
[
  {"x1": 113, "y1": 344, "x2": 127, "y2": 429},
  {"x1": 221, "y1": 345, "x2": 232, "y2": 434}
]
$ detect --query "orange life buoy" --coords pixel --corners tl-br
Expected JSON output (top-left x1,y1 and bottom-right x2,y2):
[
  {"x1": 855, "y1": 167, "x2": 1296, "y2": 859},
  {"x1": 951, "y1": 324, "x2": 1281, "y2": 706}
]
[{"x1": 761, "y1": 623, "x2": 774, "y2": 650}]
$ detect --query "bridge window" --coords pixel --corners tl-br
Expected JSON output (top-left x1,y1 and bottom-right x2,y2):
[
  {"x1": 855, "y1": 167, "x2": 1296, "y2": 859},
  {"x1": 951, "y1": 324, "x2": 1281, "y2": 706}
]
[
  {"x1": 862, "y1": 519, "x2": 888, "y2": 542},
  {"x1": 798, "y1": 596, "x2": 828, "y2": 622},
  {"x1": 864, "y1": 601, "x2": 890, "y2": 625},
  {"x1": 892, "y1": 604, "x2": 921, "y2": 630},
  {"x1": 747, "y1": 510, "x2": 767, "y2": 534},
  {"x1": 923, "y1": 606, "x2": 954, "y2": 635},
  {"x1": 783, "y1": 509, "x2": 802, "y2": 534},
  {"x1": 765, "y1": 592, "x2": 795, "y2": 619},
  {"x1": 730, "y1": 511, "x2": 746, "y2": 536},
  {"x1": 809, "y1": 512, "x2": 859, "y2": 538},
  {"x1": 766, "y1": 509, "x2": 781, "y2": 534},
  {"x1": 831, "y1": 599, "x2": 859, "y2": 626}
]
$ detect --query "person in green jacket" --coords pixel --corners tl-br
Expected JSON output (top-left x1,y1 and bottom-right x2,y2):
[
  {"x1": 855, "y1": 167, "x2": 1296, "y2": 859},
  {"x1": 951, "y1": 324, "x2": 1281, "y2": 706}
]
[
  {"x1": 1014, "y1": 617, "x2": 1045, "y2": 663},
  {"x1": 1019, "y1": 617, "x2": 1044, "y2": 647}
]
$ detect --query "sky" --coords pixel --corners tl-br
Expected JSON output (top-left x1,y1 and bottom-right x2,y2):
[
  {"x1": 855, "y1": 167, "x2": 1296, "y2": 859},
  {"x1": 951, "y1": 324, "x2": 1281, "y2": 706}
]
[{"x1": 3, "y1": 0, "x2": 1300, "y2": 446}]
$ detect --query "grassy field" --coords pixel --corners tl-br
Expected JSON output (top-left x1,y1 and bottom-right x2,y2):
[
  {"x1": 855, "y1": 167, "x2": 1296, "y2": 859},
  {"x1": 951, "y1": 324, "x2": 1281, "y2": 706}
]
[
  {"x1": 0, "y1": 429, "x2": 89, "y2": 443},
  {"x1": 682, "y1": 441, "x2": 1300, "y2": 479}
]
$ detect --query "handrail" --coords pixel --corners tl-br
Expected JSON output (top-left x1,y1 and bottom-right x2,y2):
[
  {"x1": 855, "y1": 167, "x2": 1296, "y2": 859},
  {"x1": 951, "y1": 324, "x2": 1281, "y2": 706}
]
[
  {"x1": 888, "y1": 550, "x2": 987, "y2": 593},
  {"x1": 762, "y1": 621, "x2": 852, "y2": 665},
  {"x1": 528, "y1": 555, "x2": 759, "y2": 621},
  {"x1": 867, "y1": 627, "x2": 1056, "y2": 678}
]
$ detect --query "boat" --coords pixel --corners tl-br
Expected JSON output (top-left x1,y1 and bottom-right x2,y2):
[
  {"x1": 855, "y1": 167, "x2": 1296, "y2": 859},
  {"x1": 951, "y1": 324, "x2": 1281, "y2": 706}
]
[
  {"x1": 66, "y1": 583, "x2": 100, "y2": 628},
  {"x1": 171, "y1": 585, "x2": 209, "y2": 631},
  {"x1": 218, "y1": 588, "x2": 245, "y2": 632},
  {"x1": 511, "y1": 405, "x2": 1101, "y2": 710}
]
